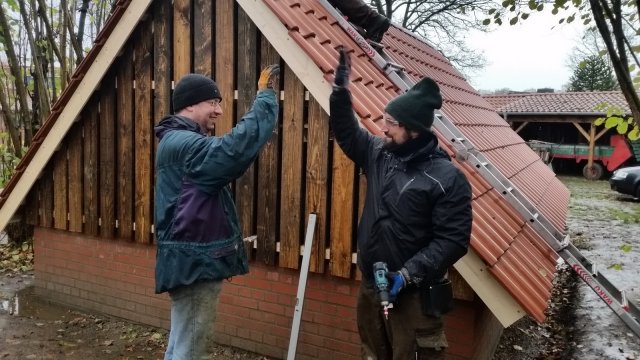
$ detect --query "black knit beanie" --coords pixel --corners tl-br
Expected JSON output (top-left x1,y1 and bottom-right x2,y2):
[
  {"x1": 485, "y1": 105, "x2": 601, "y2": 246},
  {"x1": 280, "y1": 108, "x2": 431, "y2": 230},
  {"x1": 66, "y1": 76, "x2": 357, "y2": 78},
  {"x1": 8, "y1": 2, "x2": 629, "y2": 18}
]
[
  {"x1": 384, "y1": 77, "x2": 442, "y2": 133},
  {"x1": 172, "y1": 74, "x2": 222, "y2": 113}
]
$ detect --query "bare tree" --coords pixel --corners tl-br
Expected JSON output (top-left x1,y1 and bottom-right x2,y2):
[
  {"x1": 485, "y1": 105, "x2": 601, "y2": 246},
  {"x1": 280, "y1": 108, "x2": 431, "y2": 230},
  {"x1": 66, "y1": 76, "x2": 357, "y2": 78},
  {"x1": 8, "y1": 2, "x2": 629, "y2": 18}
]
[
  {"x1": 489, "y1": 0, "x2": 640, "y2": 140},
  {"x1": 369, "y1": 0, "x2": 497, "y2": 74}
]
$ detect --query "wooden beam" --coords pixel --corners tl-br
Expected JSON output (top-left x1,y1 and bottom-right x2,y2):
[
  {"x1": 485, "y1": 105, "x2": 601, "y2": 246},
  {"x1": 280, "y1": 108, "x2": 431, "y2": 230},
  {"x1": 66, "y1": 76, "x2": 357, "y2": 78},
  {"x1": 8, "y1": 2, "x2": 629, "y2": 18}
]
[
  {"x1": 572, "y1": 122, "x2": 590, "y2": 141},
  {"x1": 83, "y1": 102, "x2": 99, "y2": 236},
  {"x1": 454, "y1": 250, "x2": 524, "y2": 327},
  {"x1": 116, "y1": 45, "x2": 134, "y2": 239},
  {"x1": 588, "y1": 123, "x2": 596, "y2": 168},
  {"x1": 0, "y1": 0, "x2": 153, "y2": 233},
  {"x1": 67, "y1": 122, "x2": 83, "y2": 232},
  {"x1": 514, "y1": 121, "x2": 529, "y2": 134},
  {"x1": 236, "y1": 0, "x2": 332, "y2": 113},
  {"x1": 595, "y1": 126, "x2": 610, "y2": 142},
  {"x1": 193, "y1": 0, "x2": 213, "y2": 77}
]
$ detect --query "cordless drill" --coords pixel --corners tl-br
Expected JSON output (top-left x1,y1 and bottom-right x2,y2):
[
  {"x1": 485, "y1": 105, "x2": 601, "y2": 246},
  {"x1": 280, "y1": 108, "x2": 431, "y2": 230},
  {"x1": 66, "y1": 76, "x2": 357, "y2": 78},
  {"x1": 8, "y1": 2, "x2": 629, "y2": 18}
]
[{"x1": 373, "y1": 261, "x2": 392, "y2": 319}]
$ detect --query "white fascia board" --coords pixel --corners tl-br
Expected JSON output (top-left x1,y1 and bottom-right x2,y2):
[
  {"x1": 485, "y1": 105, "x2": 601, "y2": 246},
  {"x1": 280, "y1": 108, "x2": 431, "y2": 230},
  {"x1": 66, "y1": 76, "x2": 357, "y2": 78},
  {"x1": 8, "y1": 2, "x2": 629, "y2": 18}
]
[
  {"x1": 236, "y1": 0, "x2": 333, "y2": 113},
  {"x1": 0, "y1": 0, "x2": 154, "y2": 232},
  {"x1": 454, "y1": 249, "x2": 525, "y2": 327}
]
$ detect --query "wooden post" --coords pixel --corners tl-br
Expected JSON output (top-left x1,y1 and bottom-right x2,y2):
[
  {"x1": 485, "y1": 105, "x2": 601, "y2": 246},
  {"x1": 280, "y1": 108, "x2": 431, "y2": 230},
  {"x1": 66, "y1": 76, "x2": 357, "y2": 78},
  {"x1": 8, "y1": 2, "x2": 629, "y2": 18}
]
[{"x1": 588, "y1": 122, "x2": 596, "y2": 168}]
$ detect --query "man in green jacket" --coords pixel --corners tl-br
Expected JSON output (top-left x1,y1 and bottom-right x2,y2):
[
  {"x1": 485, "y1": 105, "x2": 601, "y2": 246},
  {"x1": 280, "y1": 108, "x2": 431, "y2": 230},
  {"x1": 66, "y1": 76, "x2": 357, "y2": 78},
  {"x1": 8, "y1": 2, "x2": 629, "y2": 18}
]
[{"x1": 154, "y1": 66, "x2": 279, "y2": 360}]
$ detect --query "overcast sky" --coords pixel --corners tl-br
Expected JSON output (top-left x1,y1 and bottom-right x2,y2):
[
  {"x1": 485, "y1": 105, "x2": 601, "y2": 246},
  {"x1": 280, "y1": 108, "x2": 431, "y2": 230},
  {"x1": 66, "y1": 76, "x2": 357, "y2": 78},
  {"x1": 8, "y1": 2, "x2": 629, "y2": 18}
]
[{"x1": 465, "y1": 12, "x2": 586, "y2": 92}]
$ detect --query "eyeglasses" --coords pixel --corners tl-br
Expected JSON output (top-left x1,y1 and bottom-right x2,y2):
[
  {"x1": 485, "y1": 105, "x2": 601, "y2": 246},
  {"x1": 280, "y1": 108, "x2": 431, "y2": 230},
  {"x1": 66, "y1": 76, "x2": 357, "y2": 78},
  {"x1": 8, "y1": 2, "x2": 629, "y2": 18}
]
[
  {"x1": 374, "y1": 116, "x2": 400, "y2": 128},
  {"x1": 206, "y1": 99, "x2": 221, "y2": 106}
]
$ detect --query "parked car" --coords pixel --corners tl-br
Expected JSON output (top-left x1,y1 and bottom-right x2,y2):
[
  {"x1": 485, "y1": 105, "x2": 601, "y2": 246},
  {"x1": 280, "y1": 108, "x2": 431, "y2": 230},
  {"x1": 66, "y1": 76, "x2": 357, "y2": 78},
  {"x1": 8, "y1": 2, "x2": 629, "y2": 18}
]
[{"x1": 609, "y1": 166, "x2": 640, "y2": 198}]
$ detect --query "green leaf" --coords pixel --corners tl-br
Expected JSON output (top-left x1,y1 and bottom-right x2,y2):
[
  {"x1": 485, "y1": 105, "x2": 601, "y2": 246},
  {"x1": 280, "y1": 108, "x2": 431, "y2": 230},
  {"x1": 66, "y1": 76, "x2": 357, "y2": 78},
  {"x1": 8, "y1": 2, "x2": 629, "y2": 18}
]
[
  {"x1": 605, "y1": 116, "x2": 621, "y2": 128},
  {"x1": 594, "y1": 117, "x2": 606, "y2": 125},
  {"x1": 489, "y1": 8, "x2": 497, "y2": 15},
  {"x1": 579, "y1": 60, "x2": 587, "y2": 68},
  {"x1": 510, "y1": 16, "x2": 519, "y2": 25},
  {"x1": 528, "y1": 0, "x2": 537, "y2": 10},
  {"x1": 630, "y1": 64, "x2": 637, "y2": 72},
  {"x1": 502, "y1": 0, "x2": 510, "y2": 7},
  {"x1": 567, "y1": 14, "x2": 575, "y2": 23},
  {"x1": 628, "y1": 126, "x2": 640, "y2": 140},
  {"x1": 632, "y1": 45, "x2": 640, "y2": 53},
  {"x1": 521, "y1": 12, "x2": 530, "y2": 20},
  {"x1": 552, "y1": 8, "x2": 559, "y2": 14},
  {"x1": 620, "y1": 244, "x2": 632, "y2": 253},
  {"x1": 608, "y1": 263, "x2": 623, "y2": 270},
  {"x1": 496, "y1": 18, "x2": 503, "y2": 25},
  {"x1": 583, "y1": 18, "x2": 591, "y2": 25},
  {"x1": 617, "y1": 121, "x2": 629, "y2": 134},
  {"x1": 537, "y1": 3, "x2": 544, "y2": 11},
  {"x1": 599, "y1": 49, "x2": 608, "y2": 56}
]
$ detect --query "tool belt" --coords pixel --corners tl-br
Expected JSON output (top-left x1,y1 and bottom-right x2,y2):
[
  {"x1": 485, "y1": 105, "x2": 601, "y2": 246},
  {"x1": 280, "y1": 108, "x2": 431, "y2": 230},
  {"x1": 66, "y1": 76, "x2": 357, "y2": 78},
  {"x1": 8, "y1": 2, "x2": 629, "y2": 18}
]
[{"x1": 419, "y1": 278, "x2": 453, "y2": 317}]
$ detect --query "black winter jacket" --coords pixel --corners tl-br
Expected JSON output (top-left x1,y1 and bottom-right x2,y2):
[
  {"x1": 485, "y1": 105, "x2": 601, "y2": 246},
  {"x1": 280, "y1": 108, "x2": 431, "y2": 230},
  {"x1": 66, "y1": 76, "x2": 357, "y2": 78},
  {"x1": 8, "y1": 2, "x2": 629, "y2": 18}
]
[{"x1": 329, "y1": 87, "x2": 472, "y2": 284}]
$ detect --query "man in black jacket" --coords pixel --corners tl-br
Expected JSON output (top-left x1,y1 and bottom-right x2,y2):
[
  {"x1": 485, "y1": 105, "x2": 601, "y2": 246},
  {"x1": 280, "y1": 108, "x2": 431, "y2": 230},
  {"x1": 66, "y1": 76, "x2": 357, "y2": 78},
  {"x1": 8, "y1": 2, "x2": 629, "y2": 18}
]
[{"x1": 329, "y1": 49, "x2": 472, "y2": 359}]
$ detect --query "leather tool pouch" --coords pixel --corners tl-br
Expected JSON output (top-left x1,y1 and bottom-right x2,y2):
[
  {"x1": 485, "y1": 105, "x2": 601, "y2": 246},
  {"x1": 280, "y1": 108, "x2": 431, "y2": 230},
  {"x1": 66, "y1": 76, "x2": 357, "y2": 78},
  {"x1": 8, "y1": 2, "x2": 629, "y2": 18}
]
[{"x1": 420, "y1": 279, "x2": 453, "y2": 317}]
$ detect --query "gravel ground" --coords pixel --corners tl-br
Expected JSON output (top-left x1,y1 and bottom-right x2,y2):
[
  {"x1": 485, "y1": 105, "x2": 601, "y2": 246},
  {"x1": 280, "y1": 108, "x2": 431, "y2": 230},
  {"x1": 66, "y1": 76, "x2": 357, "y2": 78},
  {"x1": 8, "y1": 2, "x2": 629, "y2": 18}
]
[{"x1": 1, "y1": 176, "x2": 639, "y2": 359}]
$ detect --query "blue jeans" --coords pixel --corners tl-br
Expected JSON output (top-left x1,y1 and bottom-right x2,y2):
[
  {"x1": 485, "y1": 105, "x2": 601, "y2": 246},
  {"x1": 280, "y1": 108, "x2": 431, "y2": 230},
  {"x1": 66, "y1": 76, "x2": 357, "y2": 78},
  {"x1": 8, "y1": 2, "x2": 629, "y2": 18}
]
[{"x1": 164, "y1": 280, "x2": 223, "y2": 360}]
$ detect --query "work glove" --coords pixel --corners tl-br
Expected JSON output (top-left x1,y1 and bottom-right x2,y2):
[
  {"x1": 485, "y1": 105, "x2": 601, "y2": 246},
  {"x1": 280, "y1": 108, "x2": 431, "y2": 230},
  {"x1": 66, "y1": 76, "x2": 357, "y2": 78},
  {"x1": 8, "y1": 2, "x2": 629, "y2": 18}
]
[
  {"x1": 387, "y1": 268, "x2": 410, "y2": 302},
  {"x1": 333, "y1": 46, "x2": 351, "y2": 89},
  {"x1": 258, "y1": 64, "x2": 280, "y2": 92}
]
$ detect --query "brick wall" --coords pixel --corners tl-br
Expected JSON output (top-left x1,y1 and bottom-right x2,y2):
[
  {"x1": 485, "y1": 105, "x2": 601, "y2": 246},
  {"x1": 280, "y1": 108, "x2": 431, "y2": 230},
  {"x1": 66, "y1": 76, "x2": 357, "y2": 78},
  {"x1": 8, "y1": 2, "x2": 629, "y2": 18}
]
[{"x1": 33, "y1": 227, "x2": 479, "y2": 359}]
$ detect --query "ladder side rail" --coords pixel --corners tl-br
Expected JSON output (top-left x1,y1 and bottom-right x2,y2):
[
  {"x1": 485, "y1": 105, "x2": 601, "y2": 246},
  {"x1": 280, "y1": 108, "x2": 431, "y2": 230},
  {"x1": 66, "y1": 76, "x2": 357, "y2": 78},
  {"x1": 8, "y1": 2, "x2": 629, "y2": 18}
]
[
  {"x1": 564, "y1": 244, "x2": 640, "y2": 319},
  {"x1": 432, "y1": 114, "x2": 568, "y2": 251},
  {"x1": 561, "y1": 248, "x2": 640, "y2": 336}
]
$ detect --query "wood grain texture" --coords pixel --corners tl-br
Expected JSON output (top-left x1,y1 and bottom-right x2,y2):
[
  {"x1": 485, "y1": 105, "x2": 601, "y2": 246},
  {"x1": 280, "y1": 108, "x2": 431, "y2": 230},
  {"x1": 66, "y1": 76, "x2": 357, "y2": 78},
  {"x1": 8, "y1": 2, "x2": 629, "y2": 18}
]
[
  {"x1": 99, "y1": 74, "x2": 116, "y2": 238},
  {"x1": 173, "y1": 0, "x2": 191, "y2": 79},
  {"x1": 194, "y1": 0, "x2": 212, "y2": 77},
  {"x1": 329, "y1": 142, "x2": 355, "y2": 278},
  {"x1": 83, "y1": 102, "x2": 99, "y2": 236},
  {"x1": 235, "y1": 7, "x2": 258, "y2": 247},
  {"x1": 67, "y1": 122, "x2": 83, "y2": 232},
  {"x1": 278, "y1": 65, "x2": 305, "y2": 269},
  {"x1": 214, "y1": 0, "x2": 234, "y2": 135},
  {"x1": 134, "y1": 21, "x2": 153, "y2": 244},
  {"x1": 116, "y1": 46, "x2": 134, "y2": 239},
  {"x1": 305, "y1": 97, "x2": 329, "y2": 273},
  {"x1": 256, "y1": 38, "x2": 280, "y2": 266}
]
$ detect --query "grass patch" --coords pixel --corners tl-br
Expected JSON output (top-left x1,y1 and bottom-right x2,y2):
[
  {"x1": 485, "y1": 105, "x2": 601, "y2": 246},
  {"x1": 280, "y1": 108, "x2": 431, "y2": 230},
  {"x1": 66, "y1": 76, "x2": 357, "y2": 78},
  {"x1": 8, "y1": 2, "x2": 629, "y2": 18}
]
[{"x1": 606, "y1": 208, "x2": 640, "y2": 223}]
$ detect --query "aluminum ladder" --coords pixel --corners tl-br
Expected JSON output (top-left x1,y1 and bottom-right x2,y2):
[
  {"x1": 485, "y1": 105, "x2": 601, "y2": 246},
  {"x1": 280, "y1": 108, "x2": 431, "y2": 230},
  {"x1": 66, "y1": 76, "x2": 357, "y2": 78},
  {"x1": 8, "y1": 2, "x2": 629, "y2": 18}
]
[{"x1": 318, "y1": 0, "x2": 640, "y2": 337}]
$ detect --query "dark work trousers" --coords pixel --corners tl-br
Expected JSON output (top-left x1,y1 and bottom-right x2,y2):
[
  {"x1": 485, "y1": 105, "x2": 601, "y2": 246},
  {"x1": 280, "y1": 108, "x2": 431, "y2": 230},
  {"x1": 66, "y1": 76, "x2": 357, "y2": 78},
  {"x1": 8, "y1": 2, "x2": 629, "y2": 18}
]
[
  {"x1": 328, "y1": 0, "x2": 378, "y2": 27},
  {"x1": 357, "y1": 282, "x2": 448, "y2": 360}
]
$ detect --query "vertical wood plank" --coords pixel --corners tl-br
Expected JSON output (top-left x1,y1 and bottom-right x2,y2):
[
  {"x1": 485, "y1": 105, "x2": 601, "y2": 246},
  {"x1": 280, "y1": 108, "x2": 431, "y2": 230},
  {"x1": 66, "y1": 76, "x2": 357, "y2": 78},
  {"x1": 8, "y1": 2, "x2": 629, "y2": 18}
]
[
  {"x1": 193, "y1": 0, "x2": 212, "y2": 77},
  {"x1": 256, "y1": 38, "x2": 280, "y2": 266},
  {"x1": 39, "y1": 165, "x2": 54, "y2": 227},
  {"x1": 279, "y1": 65, "x2": 305, "y2": 269},
  {"x1": 116, "y1": 46, "x2": 134, "y2": 239},
  {"x1": 154, "y1": 0, "x2": 171, "y2": 120},
  {"x1": 305, "y1": 97, "x2": 329, "y2": 273},
  {"x1": 134, "y1": 21, "x2": 153, "y2": 244},
  {"x1": 24, "y1": 186, "x2": 39, "y2": 225},
  {"x1": 83, "y1": 103, "x2": 99, "y2": 236},
  {"x1": 173, "y1": 0, "x2": 191, "y2": 80},
  {"x1": 99, "y1": 74, "x2": 116, "y2": 239},
  {"x1": 214, "y1": 0, "x2": 234, "y2": 135},
  {"x1": 235, "y1": 7, "x2": 258, "y2": 244},
  {"x1": 52, "y1": 146, "x2": 68, "y2": 230},
  {"x1": 330, "y1": 142, "x2": 355, "y2": 278},
  {"x1": 67, "y1": 122, "x2": 83, "y2": 232}
]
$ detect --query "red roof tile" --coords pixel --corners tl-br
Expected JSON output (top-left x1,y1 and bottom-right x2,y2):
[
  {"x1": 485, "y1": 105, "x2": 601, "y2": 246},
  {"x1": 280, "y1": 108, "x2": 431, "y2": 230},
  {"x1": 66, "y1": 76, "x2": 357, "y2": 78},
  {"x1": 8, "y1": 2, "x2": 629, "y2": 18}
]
[
  {"x1": 484, "y1": 91, "x2": 630, "y2": 114},
  {"x1": 266, "y1": 0, "x2": 569, "y2": 322}
]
